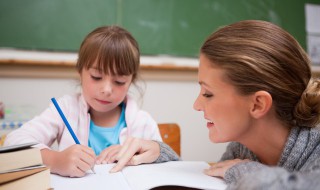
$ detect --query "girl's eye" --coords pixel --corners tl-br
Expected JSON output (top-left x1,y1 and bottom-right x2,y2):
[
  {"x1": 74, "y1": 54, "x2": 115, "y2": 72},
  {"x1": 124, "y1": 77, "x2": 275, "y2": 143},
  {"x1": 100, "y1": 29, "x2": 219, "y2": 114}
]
[
  {"x1": 115, "y1": 81, "x2": 126, "y2": 85},
  {"x1": 202, "y1": 93, "x2": 213, "y2": 98},
  {"x1": 91, "y1": 75, "x2": 102, "y2": 80}
]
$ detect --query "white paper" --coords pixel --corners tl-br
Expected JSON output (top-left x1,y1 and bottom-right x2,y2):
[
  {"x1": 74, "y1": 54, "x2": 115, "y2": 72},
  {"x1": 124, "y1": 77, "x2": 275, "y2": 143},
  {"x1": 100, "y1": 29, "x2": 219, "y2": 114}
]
[
  {"x1": 51, "y1": 162, "x2": 227, "y2": 190},
  {"x1": 51, "y1": 164, "x2": 131, "y2": 190},
  {"x1": 123, "y1": 161, "x2": 227, "y2": 190}
]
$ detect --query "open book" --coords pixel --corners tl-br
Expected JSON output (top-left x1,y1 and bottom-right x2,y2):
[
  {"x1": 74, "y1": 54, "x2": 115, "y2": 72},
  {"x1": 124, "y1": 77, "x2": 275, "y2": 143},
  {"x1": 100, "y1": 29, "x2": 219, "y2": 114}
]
[{"x1": 51, "y1": 161, "x2": 227, "y2": 190}]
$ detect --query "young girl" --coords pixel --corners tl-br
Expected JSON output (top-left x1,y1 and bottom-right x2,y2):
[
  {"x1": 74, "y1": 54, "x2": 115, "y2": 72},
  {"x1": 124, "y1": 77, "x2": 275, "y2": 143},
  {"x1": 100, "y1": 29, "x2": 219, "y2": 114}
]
[
  {"x1": 109, "y1": 20, "x2": 320, "y2": 189},
  {"x1": 4, "y1": 26, "x2": 162, "y2": 177}
]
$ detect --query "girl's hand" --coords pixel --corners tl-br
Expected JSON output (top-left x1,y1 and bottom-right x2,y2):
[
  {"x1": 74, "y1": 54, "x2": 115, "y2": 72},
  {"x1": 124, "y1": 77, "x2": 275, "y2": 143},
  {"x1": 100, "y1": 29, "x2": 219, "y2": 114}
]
[
  {"x1": 96, "y1": 145, "x2": 122, "y2": 164},
  {"x1": 204, "y1": 159, "x2": 249, "y2": 178},
  {"x1": 41, "y1": 144, "x2": 96, "y2": 177},
  {"x1": 109, "y1": 137, "x2": 160, "y2": 173}
]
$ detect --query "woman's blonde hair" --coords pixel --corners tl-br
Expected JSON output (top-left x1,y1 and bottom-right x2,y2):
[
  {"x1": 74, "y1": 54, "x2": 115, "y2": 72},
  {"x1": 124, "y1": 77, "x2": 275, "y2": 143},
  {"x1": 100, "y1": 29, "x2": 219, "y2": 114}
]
[
  {"x1": 76, "y1": 25, "x2": 140, "y2": 83},
  {"x1": 201, "y1": 20, "x2": 320, "y2": 127}
]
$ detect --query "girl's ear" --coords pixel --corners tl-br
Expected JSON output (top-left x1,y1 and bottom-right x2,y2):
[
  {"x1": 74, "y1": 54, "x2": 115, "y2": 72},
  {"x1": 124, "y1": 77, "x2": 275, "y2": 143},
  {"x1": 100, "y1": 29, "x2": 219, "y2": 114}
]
[{"x1": 250, "y1": 91, "x2": 273, "y2": 119}]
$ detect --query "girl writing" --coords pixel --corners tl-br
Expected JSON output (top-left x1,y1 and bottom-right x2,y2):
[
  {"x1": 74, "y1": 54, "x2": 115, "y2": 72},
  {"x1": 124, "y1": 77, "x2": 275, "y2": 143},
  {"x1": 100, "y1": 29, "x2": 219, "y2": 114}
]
[{"x1": 4, "y1": 26, "x2": 162, "y2": 177}]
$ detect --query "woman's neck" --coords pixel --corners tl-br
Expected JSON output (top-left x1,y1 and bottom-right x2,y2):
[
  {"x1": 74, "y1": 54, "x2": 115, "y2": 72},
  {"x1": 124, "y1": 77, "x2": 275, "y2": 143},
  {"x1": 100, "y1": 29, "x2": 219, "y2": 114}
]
[{"x1": 239, "y1": 118, "x2": 291, "y2": 165}]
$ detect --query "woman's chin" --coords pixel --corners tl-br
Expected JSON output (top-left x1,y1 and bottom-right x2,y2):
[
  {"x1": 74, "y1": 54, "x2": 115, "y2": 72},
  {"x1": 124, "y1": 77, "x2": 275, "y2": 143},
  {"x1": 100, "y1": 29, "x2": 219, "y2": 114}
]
[{"x1": 209, "y1": 133, "x2": 225, "y2": 143}]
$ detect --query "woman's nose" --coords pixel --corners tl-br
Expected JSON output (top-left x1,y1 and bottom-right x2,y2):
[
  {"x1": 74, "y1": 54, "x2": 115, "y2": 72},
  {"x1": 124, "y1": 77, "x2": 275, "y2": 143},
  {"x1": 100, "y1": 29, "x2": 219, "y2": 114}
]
[{"x1": 193, "y1": 95, "x2": 202, "y2": 111}]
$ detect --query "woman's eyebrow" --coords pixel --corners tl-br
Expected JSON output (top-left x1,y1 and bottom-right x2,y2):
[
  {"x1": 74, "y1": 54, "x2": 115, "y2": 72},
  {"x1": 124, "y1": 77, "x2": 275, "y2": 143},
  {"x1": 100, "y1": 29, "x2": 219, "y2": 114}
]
[{"x1": 199, "y1": 81, "x2": 209, "y2": 87}]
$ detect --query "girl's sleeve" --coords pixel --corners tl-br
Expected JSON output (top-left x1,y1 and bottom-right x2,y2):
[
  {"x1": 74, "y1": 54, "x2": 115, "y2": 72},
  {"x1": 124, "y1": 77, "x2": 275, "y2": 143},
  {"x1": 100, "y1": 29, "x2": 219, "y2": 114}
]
[
  {"x1": 144, "y1": 113, "x2": 163, "y2": 141},
  {"x1": 4, "y1": 102, "x2": 64, "y2": 150},
  {"x1": 122, "y1": 96, "x2": 162, "y2": 142},
  {"x1": 154, "y1": 141, "x2": 180, "y2": 163}
]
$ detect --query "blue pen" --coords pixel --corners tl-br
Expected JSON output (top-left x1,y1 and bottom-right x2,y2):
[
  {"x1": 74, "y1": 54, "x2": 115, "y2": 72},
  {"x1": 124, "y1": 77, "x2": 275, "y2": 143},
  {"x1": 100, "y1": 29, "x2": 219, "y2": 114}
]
[
  {"x1": 51, "y1": 98, "x2": 80, "y2": 144},
  {"x1": 51, "y1": 97, "x2": 95, "y2": 174}
]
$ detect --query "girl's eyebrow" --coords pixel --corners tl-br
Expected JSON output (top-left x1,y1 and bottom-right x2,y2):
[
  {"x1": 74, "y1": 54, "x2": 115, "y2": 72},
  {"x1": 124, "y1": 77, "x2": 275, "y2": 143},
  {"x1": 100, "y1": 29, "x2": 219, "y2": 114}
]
[
  {"x1": 89, "y1": 67, "x2": 99, "y2": 70},
  {"x1": 89, "y1": 67, "x2": 103, "y2": 73}
]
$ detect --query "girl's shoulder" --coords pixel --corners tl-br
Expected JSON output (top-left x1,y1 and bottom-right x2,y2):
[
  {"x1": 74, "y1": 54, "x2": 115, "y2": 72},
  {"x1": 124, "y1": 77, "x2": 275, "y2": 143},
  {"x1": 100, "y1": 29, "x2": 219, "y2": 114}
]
[
  {"x1": 56, "y1": 93, "x2": 82, "y2": 103},
  {"x1": 54, "y1": 93, "x2": 87, "y2": 110}
]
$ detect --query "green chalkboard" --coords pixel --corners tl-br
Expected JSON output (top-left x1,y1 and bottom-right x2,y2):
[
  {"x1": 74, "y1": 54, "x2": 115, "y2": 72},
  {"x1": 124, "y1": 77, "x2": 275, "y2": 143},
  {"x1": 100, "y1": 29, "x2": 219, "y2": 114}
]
[{"x1": 0, "y1": 0, "x2": 319, "y2": 57}]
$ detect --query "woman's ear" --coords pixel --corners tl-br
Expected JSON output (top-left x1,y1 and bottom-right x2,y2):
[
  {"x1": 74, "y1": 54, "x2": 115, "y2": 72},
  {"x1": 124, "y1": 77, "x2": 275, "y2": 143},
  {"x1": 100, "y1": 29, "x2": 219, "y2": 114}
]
[{"x1": 250, "y1": 91, "x2": 272, "y2": 119}]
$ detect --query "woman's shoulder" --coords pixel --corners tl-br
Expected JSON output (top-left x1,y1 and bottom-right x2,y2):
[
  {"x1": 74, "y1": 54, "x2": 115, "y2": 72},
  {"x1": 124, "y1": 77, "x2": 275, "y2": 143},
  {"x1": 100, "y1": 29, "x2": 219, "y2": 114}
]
[
  {"x1": 310, "y1": 125, "x2": 320, "y2": 133},
  {"x1": 221, "y1": 142, "x2": 258, "y2": 161},
  {"x1": 296, "y1": 125, "x2": 320, "y2": 141}
]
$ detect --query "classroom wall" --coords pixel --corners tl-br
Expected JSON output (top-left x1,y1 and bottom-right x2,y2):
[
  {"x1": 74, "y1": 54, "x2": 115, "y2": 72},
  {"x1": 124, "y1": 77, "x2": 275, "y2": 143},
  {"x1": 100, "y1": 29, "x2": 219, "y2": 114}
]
[{"x1": 0, "y1": 76, "x2": 228, "y2": 162}]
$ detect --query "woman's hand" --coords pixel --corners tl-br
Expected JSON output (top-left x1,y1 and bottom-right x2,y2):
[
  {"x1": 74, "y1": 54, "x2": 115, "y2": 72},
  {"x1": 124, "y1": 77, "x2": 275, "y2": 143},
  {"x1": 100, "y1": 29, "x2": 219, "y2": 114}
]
[
  {"x1": 96, "y1": 144, "x2": 122, "y2": 164},
  {"x1": 41, "y1": 144, "x2": 96, "y2": 177},
  {"x1": 204, "y1": 159, "x2": 249, "y2": 178},
  {"x1": 109, "y1": 137, "x2": 160, "y2": 173}
]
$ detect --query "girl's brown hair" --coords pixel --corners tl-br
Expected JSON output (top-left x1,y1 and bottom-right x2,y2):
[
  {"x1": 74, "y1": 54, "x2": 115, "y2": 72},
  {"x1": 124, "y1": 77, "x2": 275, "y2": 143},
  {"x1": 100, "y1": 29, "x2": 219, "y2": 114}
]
[
  {"x1": 201, "y1": 20, "x2": 320, "y2": 127},
  {"x1": 76, "y1": 25, "x2": 140, "y2": 82}
]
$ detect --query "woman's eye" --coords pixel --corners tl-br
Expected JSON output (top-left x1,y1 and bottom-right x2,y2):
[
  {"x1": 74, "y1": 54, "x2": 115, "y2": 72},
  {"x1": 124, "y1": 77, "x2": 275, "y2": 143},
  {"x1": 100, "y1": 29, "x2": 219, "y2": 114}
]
[
  {"x1": 202, "y1": 93, "x2": 213, "y2": 98},
  {"x1": 91, "y1": 75, "x2": 102, "y2": 80}
]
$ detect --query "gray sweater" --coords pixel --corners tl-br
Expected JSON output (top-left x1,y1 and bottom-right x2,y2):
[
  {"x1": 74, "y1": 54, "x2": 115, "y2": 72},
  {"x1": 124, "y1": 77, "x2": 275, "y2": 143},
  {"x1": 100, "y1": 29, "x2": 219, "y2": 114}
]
[
  {"x1": 156, "y1": 126, "x2": 320, "y2": 190},
  {"x1": 222, "y1": 126, "x2": 320, "y2": 190}
]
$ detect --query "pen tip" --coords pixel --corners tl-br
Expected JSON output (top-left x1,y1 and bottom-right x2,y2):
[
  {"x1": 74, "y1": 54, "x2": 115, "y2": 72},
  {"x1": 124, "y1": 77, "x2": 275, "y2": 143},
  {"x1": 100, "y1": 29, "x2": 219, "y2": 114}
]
[{"x1": 91, "y1": 167, "x2": 96, "y2": 174}]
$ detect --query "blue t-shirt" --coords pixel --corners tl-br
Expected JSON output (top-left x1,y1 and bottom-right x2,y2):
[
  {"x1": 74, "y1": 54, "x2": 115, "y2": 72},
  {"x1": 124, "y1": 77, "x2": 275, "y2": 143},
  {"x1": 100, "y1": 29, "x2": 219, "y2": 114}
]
[{"x1": 88, "y1": 104, "x2": 126, "y2": 155}]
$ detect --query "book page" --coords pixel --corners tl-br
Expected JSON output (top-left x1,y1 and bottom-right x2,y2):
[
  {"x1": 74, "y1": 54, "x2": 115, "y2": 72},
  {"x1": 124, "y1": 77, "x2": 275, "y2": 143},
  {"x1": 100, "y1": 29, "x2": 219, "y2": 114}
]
[
  {"x1": 0, "y1": 142, "x2": 37, "y2": 153},
  {"x1": 122, "y1": 161, "x2": 227, "y2": 190},
  {"x1": 50, "y1": 164, "x2": 131, "y2": 190}
]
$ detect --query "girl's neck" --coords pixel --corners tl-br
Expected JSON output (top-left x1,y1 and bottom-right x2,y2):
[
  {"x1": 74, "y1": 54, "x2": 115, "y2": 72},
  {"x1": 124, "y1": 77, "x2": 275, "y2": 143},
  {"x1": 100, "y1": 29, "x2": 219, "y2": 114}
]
[{"x1": 90, "y1": 106, "x2": 122, "y2": 127}]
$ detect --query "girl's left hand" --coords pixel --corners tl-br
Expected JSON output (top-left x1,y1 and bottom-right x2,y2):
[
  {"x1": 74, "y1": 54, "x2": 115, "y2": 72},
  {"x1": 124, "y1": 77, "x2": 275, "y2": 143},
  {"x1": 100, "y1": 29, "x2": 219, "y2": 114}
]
[
  {"x1": 96, "y1": 145, "x2": 122, "y2": 164},
  {"x1": 204, "y1": 159, "x2": 249, "y2": 178}
]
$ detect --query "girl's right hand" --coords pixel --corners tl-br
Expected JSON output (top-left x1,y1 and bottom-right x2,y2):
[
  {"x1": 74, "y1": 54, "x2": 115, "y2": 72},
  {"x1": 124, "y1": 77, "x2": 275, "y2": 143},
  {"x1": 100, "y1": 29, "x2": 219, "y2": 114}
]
[
  {"x1": 109, "y1": 137, "x2": 160, "y2": 173},
  {"x1": 41, "y1": 144, "x2": 96, "y2": 177}
]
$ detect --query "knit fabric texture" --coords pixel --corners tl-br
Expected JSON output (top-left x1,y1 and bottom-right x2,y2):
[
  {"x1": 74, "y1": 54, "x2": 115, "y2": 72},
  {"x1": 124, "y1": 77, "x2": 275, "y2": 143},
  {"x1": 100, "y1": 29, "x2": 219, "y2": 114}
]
[
  {"x1": 222, "y1": 126, "x2": 320, "y2": 190},
  {"x1": 154, "y1": 141, "x2": 180, "y2": 163}
]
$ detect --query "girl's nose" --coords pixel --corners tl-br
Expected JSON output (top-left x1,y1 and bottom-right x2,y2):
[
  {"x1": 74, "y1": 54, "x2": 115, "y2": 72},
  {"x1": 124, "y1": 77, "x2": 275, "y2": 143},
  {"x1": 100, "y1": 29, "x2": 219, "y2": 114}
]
[{"x1": 101, "y1": 82, "x2": 112, "y2": 95}]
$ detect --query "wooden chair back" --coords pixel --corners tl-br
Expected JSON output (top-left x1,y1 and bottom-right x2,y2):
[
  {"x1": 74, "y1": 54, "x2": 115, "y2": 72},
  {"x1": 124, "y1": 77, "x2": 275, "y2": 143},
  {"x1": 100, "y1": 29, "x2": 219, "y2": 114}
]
[{"x1": 158, "y1": 123, "x2": 181, "y2": 156}]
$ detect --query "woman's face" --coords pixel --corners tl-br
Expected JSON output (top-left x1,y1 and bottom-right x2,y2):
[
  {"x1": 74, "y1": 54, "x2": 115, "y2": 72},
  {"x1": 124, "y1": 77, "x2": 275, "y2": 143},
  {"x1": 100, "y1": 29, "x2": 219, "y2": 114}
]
[{"x1": 194, "y1": 54, "x2": 254, "y2": 143}]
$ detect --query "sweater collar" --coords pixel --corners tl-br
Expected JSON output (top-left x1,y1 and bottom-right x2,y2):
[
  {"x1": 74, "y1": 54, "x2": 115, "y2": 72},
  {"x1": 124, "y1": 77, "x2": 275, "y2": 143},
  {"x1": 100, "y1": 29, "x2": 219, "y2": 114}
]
[{"x1": 278, "y1": 126, "x2": 320, "y2": 170}]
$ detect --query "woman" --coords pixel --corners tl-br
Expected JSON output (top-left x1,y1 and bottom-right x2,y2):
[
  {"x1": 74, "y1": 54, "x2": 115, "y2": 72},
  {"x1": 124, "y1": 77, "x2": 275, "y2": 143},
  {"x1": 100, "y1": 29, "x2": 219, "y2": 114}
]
[{"x1": 107, "y1": 20, "x2": 320, "y2": 189}]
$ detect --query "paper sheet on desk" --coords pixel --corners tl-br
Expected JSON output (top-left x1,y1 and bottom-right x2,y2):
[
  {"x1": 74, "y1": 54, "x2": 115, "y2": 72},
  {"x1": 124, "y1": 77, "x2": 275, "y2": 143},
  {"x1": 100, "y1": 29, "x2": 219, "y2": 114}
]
[
  {"x1": 51, "y1": 161, "x2": 227, "y2": 190},
  {"x1": 51, "y1": 164, "x2": 131, "y2": 190},
  {"x1": 122, "y1": 161, "x2": 227, "y2": 190}
]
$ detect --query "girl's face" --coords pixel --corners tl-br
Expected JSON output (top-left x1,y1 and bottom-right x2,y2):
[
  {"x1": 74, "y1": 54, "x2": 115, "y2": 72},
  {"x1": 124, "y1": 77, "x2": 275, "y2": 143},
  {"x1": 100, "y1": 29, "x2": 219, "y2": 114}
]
[
  {"x1": 81, "y1": 64, "x2": 132, "y2": 115},
  {"x1": 194, "y1": 54, "x2": 254, "y2": 143}
]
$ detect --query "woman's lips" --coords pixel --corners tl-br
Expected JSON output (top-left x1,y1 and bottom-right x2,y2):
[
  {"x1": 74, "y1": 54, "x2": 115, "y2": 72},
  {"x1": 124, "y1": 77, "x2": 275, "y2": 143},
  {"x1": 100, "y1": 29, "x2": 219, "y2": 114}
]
[{"x1": 207, "y1": 121, "x2": 214, "y2": 128}]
